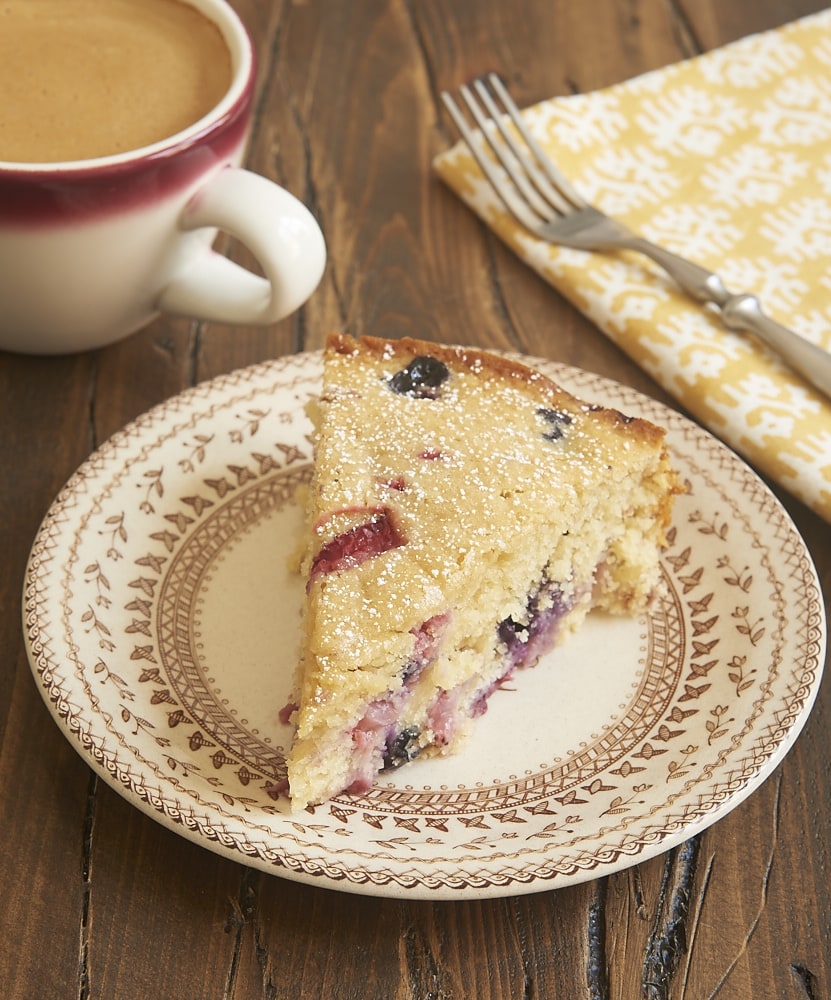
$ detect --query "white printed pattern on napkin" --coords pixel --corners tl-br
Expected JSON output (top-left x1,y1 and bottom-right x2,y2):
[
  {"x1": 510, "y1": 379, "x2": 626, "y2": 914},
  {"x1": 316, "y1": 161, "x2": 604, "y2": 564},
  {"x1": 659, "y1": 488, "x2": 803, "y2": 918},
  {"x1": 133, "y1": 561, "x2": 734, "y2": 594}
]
[{"x1": 435, "y1": 10, "x2": 831, "y2": 522}]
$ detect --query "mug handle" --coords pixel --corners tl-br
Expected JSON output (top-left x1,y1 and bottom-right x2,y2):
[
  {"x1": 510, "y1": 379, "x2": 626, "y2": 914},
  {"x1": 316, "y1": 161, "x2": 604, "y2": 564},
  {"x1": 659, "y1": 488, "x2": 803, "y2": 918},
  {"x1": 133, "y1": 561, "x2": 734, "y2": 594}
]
[{"x1": 157, "y1": 167, "x2": 326, "y2": 325}]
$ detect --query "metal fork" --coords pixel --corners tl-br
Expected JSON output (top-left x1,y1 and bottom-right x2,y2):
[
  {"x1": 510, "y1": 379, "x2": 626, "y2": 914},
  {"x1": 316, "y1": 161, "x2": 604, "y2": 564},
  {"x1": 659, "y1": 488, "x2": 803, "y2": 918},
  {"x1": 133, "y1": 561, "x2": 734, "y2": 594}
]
[{"x1": 441, "y1": 73, "x2": 831, "y2": 401}]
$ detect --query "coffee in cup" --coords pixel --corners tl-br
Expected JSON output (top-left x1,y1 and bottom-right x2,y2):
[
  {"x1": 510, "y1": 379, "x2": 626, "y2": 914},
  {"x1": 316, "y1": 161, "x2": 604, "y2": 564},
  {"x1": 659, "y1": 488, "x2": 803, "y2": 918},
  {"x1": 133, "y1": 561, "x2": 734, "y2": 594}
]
[
  {"x1": 0, "y1": 0, "x2": 326, "y2": 354},
  {"x1": 0, "y1": 0, "x2": 232, "y2": 163}
]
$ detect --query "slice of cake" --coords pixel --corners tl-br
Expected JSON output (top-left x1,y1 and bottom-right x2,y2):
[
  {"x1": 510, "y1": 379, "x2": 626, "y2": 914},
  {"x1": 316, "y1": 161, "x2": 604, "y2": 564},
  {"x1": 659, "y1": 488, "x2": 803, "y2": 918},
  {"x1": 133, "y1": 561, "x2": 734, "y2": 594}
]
[{"x1": 283, "y1": 334, "x2": 681, "y2": 810}]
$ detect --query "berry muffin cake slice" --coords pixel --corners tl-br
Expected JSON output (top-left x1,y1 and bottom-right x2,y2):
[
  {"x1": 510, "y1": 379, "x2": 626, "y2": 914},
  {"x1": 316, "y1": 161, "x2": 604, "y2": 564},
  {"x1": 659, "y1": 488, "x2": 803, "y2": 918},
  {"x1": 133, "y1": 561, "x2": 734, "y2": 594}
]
[{"x1": 282, "y1": 334, "x2": 682, "y2": 810}]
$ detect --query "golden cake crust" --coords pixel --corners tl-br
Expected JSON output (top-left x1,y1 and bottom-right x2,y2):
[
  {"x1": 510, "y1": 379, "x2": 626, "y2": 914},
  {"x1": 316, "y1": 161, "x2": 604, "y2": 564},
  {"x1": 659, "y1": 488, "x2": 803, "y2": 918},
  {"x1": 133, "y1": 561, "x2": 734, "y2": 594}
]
[{"x1": 328, "y1": 332, "x2": 668, "y2": 448}]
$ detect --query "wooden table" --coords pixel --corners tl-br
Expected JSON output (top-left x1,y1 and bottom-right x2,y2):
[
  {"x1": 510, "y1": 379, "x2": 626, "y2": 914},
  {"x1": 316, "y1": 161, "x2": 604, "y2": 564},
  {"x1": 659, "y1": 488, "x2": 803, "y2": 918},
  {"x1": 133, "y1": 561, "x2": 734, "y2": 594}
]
[{"x1": 2, "y1": 1, "x2": 829, "y2": 997}]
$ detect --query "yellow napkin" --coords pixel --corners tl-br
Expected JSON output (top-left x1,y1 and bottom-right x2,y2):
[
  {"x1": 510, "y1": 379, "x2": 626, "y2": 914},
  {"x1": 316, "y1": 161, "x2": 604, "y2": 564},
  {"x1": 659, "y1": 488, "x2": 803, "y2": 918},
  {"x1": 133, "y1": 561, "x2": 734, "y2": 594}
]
[{"x1": 434, "y1": 11, "x2": 831, "y2": 524}]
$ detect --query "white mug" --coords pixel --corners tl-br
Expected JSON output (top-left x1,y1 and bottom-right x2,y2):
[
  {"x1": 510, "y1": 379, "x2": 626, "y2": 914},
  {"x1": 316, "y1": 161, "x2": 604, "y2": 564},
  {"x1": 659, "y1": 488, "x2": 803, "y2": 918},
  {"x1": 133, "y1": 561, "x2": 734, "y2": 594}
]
[{"x1": 0, "y1": 0, "x2": 326, "y2": 355}]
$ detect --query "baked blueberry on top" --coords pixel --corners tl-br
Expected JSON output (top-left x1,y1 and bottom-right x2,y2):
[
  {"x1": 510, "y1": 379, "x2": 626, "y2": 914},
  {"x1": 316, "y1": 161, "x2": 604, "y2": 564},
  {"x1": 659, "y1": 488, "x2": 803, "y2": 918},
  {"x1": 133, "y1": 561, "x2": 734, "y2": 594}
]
[
  {"x1": 388, "y1": 355, "x2": 450, "y2": 397},
  {"x1": 282, "y1": 333, "x2": 682, "y2": 810}
]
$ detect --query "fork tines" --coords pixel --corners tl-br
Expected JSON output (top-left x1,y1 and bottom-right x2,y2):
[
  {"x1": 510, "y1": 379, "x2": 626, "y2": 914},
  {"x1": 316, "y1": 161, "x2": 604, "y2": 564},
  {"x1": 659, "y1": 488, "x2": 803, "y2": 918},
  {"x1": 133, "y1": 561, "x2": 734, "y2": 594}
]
[{"x1": 441, "y1": 73, "x2": 585, "y2": 231}]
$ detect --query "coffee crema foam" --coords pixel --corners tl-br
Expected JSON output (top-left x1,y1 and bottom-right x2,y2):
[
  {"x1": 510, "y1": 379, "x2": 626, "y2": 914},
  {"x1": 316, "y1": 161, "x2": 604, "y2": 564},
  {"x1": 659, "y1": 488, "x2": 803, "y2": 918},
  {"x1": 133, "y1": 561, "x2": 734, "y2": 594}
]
[{"x1": 0, "y1": 0, "x2": 232, "y2": 163}]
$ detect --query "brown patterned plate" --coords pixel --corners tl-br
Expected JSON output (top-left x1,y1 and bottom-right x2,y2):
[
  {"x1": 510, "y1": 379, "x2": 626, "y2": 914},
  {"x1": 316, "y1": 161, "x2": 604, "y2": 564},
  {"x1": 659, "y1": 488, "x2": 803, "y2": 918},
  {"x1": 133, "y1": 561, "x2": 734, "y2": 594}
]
[{"x1": 23, "y1": 351, "x2": 826, "y2": 899}]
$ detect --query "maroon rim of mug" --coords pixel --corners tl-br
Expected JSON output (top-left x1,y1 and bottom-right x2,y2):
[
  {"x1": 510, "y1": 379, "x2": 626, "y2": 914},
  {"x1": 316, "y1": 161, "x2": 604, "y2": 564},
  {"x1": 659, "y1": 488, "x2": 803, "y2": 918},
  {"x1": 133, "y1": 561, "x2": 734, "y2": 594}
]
[{"x1": 0, "y1": 0, "x2": 257, "y2": 226}]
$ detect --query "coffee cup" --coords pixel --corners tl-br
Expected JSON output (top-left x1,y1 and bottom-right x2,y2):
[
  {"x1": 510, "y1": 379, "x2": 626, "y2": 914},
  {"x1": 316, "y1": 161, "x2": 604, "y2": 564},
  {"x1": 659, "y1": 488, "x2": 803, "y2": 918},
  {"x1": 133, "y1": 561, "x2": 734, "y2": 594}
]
[{"x1": 0, "y1": 0, "x2": 326, "y2": 355}]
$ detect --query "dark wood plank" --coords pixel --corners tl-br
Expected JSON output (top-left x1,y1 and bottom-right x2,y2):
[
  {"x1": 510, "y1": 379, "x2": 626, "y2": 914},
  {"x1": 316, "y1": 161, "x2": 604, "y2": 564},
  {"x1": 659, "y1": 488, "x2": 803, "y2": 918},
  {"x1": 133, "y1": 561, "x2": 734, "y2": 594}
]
[
  {"x1": 678, "y1": 0, "x2": 827, "y2": 48},
  {"x1": 85, "y1": 786, "x2": 245, "y2": 999},
  {"x1": 0, "y1": 354, "x2": 99, "y2": 996},
  {"x1": 269, "y1": 0, "x2": 519, "y2": 354}
]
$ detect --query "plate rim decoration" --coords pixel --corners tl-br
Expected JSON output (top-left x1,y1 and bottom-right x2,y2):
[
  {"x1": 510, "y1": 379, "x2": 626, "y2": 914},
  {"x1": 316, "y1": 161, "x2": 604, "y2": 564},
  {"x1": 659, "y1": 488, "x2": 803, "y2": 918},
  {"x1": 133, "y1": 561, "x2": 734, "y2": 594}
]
[{"x1": 22, "y1": 349, "x2": 826, "y2": 899}]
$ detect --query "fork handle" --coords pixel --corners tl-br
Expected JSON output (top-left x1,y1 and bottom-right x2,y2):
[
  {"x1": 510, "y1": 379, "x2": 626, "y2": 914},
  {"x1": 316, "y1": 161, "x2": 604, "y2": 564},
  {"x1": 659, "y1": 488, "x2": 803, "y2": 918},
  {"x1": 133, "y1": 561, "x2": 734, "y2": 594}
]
[{"x1": 626, "y1": 237, "x2": 831, "y2": 400}]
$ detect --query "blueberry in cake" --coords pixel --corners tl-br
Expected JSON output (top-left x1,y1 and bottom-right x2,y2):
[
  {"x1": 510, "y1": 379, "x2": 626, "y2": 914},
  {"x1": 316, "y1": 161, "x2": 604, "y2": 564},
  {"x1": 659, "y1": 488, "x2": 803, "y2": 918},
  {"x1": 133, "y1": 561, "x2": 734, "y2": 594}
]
[{"x1": 282, "y1": 333, "x2": 682, "y2": 810}]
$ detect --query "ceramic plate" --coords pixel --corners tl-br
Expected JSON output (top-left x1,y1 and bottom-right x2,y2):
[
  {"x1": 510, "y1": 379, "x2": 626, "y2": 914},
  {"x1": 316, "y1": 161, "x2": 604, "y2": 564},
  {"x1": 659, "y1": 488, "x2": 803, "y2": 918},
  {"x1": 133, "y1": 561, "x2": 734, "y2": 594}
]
[{"x1": 23, "y1": 351, "x2": 826, "y2": 899}]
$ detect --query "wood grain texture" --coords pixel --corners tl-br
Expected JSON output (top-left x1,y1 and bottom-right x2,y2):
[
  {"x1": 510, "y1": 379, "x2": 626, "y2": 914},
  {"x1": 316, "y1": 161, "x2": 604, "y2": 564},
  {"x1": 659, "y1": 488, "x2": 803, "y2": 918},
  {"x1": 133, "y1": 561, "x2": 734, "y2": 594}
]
[{"x1": 0, "y1": 1, "x2": 828, "y2": 998}]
